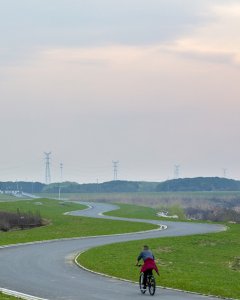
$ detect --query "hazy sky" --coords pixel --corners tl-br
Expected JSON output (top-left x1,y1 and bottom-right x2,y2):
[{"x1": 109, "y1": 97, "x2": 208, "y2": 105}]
[{"x1": 1, "y1": 0, "x2": 240, "y2": 183}]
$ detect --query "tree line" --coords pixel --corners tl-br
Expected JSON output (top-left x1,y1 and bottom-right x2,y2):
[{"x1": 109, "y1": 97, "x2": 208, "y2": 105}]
[{"x1": 1, "y1": 177, "x2": 240, "y2": 194}]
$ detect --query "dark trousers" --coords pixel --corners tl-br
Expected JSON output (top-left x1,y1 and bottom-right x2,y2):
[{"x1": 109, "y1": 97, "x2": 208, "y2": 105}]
[{"x1": 143, "y1": 269, "x2": 153, "y2": 287}]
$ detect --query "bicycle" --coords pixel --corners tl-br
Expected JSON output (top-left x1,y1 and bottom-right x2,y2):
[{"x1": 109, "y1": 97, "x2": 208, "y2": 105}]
[{"x1": 137, "y1": 265, "x2": 156, "y2": 296}]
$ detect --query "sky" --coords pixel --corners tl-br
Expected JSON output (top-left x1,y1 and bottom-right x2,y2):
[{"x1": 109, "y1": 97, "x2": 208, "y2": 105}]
[{"x1": 1, "y1": 0, "x2": 240, "y2": 183}]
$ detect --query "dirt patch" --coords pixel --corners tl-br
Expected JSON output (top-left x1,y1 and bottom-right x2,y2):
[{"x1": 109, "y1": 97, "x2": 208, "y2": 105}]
[
  {"x1": 155, "y1": 246, "x2": 173, "y2": 253},
  {"x1": 229, "y1": 257, "x2": 240, "y2": 271}
]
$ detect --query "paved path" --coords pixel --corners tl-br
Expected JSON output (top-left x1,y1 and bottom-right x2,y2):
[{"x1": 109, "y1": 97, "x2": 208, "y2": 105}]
[{"x1": 0, "y1": 202, "x2": 226, "y2": 300}]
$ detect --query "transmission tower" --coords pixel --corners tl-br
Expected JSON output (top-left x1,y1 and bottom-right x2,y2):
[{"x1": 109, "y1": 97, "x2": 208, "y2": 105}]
[
  {"x1": 44, "y1": 152, "x2": 51, "y2": 184},
  {"x1": 112, "y1": 161, "x2": 119, "y2": 181},
  {"x1": 174, "y1": 164, "x2": 180, "y2": 179},
  {"x1": 223, "y1": 168, "x2": 227, "y2": 178},
  {"x1": 59, "y1": 162, "x2": 63, "y2": 200},
  {"x1": 60, "y1": 163, "x2": 63, "y2": 182}
]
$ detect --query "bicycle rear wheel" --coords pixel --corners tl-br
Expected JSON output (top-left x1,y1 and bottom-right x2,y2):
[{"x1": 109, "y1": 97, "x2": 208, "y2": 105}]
[
  {"x1": 148, "y1": 275, "x2": 156, "y2": 296},
  {"x1": 139, "y1": 273, "x2": 146, "y2": 294}
]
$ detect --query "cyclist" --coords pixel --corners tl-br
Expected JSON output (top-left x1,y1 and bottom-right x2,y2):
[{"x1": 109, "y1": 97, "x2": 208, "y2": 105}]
[{"x1": 136, "y1": 245, "x2": 159, "y2": 290}]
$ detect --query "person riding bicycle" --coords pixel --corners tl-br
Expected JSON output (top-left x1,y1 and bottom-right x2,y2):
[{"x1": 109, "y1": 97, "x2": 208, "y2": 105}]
[{"x1": 136, "y1": 245, "x2": 159, "y2": 290}]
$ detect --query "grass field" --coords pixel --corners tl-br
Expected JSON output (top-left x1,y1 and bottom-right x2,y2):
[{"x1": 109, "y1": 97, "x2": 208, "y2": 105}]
[
  {"x1": 0, "y1": 199, "x2": 157, "y2": 246},
  {"x1": 78, "y1": 223, "x2": 240, "y2": 299},
  {"x1": 104, "y1": 202, "x2": 186, "y2": 220},
  {"x1": 0, "y1": 293, "x2": 21, "y2": 300},
  {"x1": 104, "y1": 203, "x2": 160, "y2": 219},
  {"x1": 76, "y1": 202, "x2": 240, "y2": 299},
  {"x1": 0, "y1": 194, "x2": 26, "y2": 201}
]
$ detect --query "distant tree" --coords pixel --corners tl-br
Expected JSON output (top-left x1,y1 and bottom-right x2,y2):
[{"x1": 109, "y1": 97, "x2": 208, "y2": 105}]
[
  {"x1": 184, "y1": 206, "x2": 240, "y2": 223},
  {"x1": 156, "y1": 177, "x2": 240, "y2": 192}
]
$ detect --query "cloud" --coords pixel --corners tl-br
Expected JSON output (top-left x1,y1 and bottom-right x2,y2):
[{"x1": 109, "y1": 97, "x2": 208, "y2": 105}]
[
  {"x1": 155, "y1": 2, "x2": 240, "y2": 66},
  {"x1": 0, "y1": 0, "x2": 212, "y2": 66},
  {"x1": 159, "y1": 42, "x2": 239, "y2": 66},
  {"x1": 1, "y1": 1, "x2": 240, "y2": 182}
]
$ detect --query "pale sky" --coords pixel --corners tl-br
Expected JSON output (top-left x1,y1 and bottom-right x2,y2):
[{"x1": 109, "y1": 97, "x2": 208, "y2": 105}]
[{"x1": 1, "y1": 0, "x2": 240, "y2": 183}]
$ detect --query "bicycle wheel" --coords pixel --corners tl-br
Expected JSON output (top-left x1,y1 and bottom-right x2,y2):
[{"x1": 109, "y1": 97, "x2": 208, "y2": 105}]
[
  {"x1": 148, "y1": 275, "x2": 156, "y2": 296},
  {"x1": 139, "y1": 273, "x2": 146, "y2": 294}
]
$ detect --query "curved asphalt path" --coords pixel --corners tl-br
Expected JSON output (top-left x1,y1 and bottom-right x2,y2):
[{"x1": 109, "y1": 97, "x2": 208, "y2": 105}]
[{"x1": 0, "y1": 202, "x2": 226, "y2": 300}]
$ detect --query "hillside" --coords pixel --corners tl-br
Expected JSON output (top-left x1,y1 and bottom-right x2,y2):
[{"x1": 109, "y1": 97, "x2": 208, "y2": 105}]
[
  {"x1": 41, "y1": 180, "x2": 159, "y2": 193},
  {"x1": 156, "y1": 177, "x2": 240, "y2": 192},
  {"x1": 1, "y1": 177, "x2": 240, "y2": 194}
]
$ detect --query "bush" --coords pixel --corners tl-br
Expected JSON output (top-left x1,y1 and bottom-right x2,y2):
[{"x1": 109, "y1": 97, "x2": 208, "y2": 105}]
[
  {"x1": 185, "y1": 206, "x2": 240, "y2": 223},
  {"x1": 0, "y1": 210, "x2": 43, "y2": 231}
]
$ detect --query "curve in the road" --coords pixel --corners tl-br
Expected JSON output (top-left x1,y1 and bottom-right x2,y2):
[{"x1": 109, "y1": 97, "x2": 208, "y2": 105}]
[{"x1": 0, "y1": 202, "x2": 227, "y2": 300}]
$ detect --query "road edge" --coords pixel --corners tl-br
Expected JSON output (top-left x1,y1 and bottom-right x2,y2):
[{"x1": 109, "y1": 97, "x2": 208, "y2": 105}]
[{"x1": 75, "y1": 249, "x2": 237, "y2": 300}]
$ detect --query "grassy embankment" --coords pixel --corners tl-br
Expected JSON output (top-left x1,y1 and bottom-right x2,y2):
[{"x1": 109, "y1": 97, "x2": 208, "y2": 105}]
[
  {"x1": 0, "y1": 194, "x2": 26, "y2": 201},
  {"x1": 0, "y1": 199, "x2": 156, "y2": 246},
  {"x1": 104, "y1": 202, "x2": 185, "y2": 220},
  {"x1": 78, "y1": 203, "x2": 240, "y2": 299},
  {"x1": 0, "y1": 293, "x2": 22, "y2": 300}
]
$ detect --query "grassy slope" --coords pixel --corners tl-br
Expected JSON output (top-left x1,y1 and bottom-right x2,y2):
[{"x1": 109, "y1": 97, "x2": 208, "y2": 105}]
[
  {"x1": 104, "y1": 202, "x2": 187, "y2": 222},
  {"x1": 0, "y1": 199, "x2": 157, "y2": 246},
  {"x1": 104, "y1": 203, "x2": 160, "y2": 219},
  {"x1": 0, "y1": 293, "x2": 21, "y2": 300},
  {"x1": 0, "y1": 194, "x2": 26, "y2": 201},
  {"x1": 78, "y1": 203, "x2": 240, "y2": 299}
]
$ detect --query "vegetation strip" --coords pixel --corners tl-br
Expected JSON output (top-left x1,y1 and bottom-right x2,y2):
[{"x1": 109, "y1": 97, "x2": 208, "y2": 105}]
[
  {"x1": 76, "y1": 202, "x2": 239, "y2": 299},
  {"x1": 75, "y1": 251, "x2": 236, "y2": 300},
  {"x1": 0, "y1": 289, "x2": 47, "y2": 300},
  {"x1": 0, "y1": 199, "x2": 157, "y2": 246},
  {"x1": 78, "y1": 224, "x2": 240, "y2": 300}
]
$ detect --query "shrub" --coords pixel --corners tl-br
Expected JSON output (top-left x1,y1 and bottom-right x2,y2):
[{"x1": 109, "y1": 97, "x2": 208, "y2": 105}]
[{"x1": 0, "y1": 210, "x2": 43, "y2": 231}]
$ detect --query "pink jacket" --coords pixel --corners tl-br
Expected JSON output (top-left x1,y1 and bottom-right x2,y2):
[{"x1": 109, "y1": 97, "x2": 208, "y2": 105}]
[{"x1": 141, "y1": 258, "x2": 159, "y2": 275}]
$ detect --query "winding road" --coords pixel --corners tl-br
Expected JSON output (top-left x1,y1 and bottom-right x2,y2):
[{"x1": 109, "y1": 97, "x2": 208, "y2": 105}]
[{"x1": 0, "y1": 202, "x2": 226, "y2": 300}]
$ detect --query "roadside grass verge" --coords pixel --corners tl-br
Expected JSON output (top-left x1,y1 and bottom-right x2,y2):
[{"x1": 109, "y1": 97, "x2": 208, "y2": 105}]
[
  {"x1": 104, "y1": 203, "x2": 160, "y2": 219},
  {"x1": 0, "y1": 194, "x2": 25, "y2": 201},
  {"x1": 78, "y1": 224, "x2": 240, "y2": 299},
  {"x1": 104, "y1": 202, "x2": 187, "y2": 221},
  {"x1": 0, "y1": 199, "x2": 157, "y2": 246},
  {"x1": 0, "y1": 292, "x2": 22, "y2": 300}
]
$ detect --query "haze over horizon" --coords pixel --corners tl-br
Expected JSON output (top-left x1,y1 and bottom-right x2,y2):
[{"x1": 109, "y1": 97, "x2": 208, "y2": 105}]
[{"x1": 1, "y1": 0, "x2": 240, "y2": 184}]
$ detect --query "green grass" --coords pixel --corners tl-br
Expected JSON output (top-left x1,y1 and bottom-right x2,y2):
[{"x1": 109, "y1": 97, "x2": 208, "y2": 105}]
[
  {"x1": 0, "y1": 199, "x2": 157, "y2": 246},
  {"x1": 0, "y1": 194, "x2": 25, "y2": 201},
  {"x1": 104, "y1": 202, "x2": 186, "y2": 221},
  {"x1": 78, "y1": 224, "x2": 240, "y2": 299},
  {"x1": 0, "y1": 293, "x2": 22, "y2": 300},
  {"x1": 104, "y1": 203, "x2": 159, "y2": 219}
]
